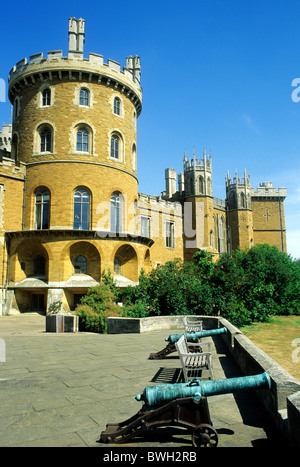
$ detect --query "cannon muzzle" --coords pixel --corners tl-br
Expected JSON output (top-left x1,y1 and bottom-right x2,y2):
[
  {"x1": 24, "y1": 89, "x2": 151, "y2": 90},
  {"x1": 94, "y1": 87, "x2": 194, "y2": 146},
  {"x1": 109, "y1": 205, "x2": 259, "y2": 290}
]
[
  {"x1": 165, "y1": 326, "x2": 227, "y2": 344},
  {"x1": 136, "y1": 372, "x2": 271, "y2": 407}
]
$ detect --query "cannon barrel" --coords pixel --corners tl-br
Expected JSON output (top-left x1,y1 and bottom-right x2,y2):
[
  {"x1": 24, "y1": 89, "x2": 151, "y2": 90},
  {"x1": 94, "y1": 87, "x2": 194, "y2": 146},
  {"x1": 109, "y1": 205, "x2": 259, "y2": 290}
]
[
  {"x1": 165, "y1": 326, "x2": 227, "y2": 344},
  {"x1": 136, "y1": 372, "x2": 271, "y2": 407}
]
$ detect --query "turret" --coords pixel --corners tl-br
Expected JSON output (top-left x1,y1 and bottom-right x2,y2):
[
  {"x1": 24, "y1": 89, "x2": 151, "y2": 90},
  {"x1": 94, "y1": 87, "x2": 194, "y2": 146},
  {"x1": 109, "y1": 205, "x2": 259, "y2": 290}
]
[
  {"x1": 226, "y1": 169, "x2": 253, "y2": 252},
  {"x1": 68, "y1": 17, "x2": 85, "y2": 56},
  {"x1": 184, "y1": 149, "x2": 212, "y2": 197}
]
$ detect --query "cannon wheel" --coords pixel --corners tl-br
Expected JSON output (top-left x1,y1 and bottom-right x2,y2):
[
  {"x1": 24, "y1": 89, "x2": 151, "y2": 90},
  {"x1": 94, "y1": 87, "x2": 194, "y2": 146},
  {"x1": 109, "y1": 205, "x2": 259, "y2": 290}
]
[{"x1": 192, "y1": 424, "x2": 218, "y2": 447}]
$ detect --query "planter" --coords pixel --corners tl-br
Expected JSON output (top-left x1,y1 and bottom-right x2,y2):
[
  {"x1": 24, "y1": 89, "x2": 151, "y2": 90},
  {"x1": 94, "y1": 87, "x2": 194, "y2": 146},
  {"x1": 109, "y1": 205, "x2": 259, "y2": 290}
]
[{"x1": 46, "y1": 314, "x2": 79, "y2": 333}]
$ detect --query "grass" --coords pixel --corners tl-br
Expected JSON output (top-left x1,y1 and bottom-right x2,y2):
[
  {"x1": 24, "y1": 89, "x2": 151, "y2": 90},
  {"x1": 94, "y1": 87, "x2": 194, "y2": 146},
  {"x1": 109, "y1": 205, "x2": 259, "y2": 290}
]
[{"x1": 240, "y1": 316, "x2": 300, "y2": 382}]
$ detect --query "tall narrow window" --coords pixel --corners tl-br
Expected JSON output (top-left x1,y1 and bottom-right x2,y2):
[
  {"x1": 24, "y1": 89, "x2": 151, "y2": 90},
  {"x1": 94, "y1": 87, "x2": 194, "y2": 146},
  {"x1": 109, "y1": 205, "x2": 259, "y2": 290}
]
[
  {"x1": 14, "y1": 99, "x2": 19, "y2": 119},
  {"x1": 74, "y1": 256, "x2": 87, "y2": 274},
  {"x1": 76, "y1": 128, "x2": 89, "y2": 152},
  {"x1": 73, "y1": 189, "x2": 90, "y2": 230},
  {"x1": 114, "y1": 97, "x2": 121, "y2": 115},
  {"x1": 141, "y1": 216, "x2": 150, "y2": 237},
  {"x1": 42, "y1": 88, "x2": 51, "y2": 106},
  {"x1": 79, "y1": 88, "x2": 89, "y2": 106},
  {"x1": 110, "y1": 134, "x2": 119, "y2": 159},
  {"x1": 218, "y1": 216, "x2": 225, "y2": 253},
  {"x1": 166, "y1": 221, "x2": 175, "y2": 248},
  {"x1": 35, "y1": 189, "x2": 50, "y2": 229},
  {"x1": 111, "y1": 192, "x2": 122, "y2": 232},
  {"x1": 40, "y1": 128, "x2": 52, "y2": 152}
]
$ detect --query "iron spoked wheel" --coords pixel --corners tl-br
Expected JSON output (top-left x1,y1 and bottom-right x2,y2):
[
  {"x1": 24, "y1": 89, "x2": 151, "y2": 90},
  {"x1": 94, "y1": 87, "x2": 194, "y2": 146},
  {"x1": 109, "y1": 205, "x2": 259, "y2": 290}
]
[{"x1": 192, "y1": 424, "x2": 218, "y2": 447}]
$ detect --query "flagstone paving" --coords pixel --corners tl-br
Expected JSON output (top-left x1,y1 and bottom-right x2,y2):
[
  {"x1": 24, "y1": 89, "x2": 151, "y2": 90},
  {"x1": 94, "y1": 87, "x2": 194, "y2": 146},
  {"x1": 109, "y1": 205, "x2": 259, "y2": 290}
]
[{"x1": 0, "y1": 314, "x2": 276, "y2": 447}]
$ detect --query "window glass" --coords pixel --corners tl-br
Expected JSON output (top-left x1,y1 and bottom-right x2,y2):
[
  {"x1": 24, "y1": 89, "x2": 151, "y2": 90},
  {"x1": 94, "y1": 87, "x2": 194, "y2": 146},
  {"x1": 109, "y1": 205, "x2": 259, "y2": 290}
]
[
  {"x1": 40, "y1": 129, "x2": 51, "y2": 152},
  {"x1": 77, "y1": 128, "x2": 89, "y2": 152},
  {"x1": 166, "y1": 221, "x2": 175, "y2": 248},
  {"x1": 73, "y1": 189, "x2": 90, "y2": 229},
  {"x1": 114, "y1": 97, "x2": 120, "y2": 115},
  {"x1": 35, "y1": 189, "x2": 50, "y2": 229},
  {"x1": 110, "y1": 135, "x2": 119, "y2": 159},
  {"x1": 141, "y1": 216, "x2": 150, "y2": 237},
  {"x1": 111, "y1": 192, "x2": 121, "y2": 232},
  {"x1": 42, "y1": 88, "x2": 51, "y2": 106},
  {"x1": 74, "y1": 256, "x2": 87, "y2": 274},
  {"x1": 79, "y1": 88, "x2": 89, "y2": 106}
]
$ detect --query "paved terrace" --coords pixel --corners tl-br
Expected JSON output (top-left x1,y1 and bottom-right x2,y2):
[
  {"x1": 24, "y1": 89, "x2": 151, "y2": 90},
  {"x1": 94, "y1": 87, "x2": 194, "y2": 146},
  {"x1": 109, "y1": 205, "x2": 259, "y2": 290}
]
[{"x1": 0, "y1": 314, "x2": 276, "y2": 447}]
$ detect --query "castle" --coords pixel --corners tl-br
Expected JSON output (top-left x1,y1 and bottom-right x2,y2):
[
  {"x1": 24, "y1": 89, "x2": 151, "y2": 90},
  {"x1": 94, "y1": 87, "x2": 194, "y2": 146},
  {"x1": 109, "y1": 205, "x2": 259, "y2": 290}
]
[{"x1": 0, "y1": 18, "x2": 287, "y2": 315}]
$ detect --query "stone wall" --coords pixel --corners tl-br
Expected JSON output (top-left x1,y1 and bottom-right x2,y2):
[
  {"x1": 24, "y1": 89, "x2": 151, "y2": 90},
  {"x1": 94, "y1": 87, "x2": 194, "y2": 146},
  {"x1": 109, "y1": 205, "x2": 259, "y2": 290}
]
[{"x1": 107, "y1": 314, "x2": 300, "y2": 446}]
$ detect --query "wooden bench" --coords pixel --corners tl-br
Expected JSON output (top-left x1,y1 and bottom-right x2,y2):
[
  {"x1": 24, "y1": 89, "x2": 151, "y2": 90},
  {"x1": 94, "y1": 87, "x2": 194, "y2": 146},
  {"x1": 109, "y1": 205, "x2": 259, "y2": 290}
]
[
  {"x1": 183, "y1": 316, "x2": 203, "y2": 333},
  {"x1": 175, "y1": 334, "x2": 213, "y2": 382}
]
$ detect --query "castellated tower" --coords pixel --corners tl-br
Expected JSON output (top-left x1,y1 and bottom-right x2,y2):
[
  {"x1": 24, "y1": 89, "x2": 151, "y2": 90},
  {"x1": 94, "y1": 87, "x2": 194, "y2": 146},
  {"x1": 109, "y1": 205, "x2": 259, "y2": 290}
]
[
  {"x1": 226, "y1": 170, "x2": 253, "y2": 253},
  {"x1": 182, "y1": 149, "x2": 215, "y2": 261},
  {"x1": 2, "y1": 17, "x2": 150, "y2": 314},
  {"x1": 162, "y1": 149, "x2": 216, "y2": 262},
  {"x1": 251, "y1": 182, "x2": 287, "y2": 253}
]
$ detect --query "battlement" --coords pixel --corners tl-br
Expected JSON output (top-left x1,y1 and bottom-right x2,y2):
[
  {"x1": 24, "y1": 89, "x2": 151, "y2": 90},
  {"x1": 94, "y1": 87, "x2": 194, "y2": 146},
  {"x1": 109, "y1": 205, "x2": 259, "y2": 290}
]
[
  {"x1": 0, "y1": 124, "x2": 12, "y2": 152},
  {"x1": 251, "y1": 182, "x2": 287, "y2": 199},
  {"x1": 225, "y1": 169, "x2": 251, "y2": 189},
  {"x1": 183, "y1": 150, "x2": 212, "y2": 173},
  {"x1": 0, "y1": 155, "x2": 26, "y2": 180},
  {"x1": 138, "y1": 192, "x2": 182, "y2": 214},
  {"x1": 8, "y1": 18, "x2": 142, "y2": 114},
  {"x1": 9, "y1": 51, "x2": 141, "y2": 85}
]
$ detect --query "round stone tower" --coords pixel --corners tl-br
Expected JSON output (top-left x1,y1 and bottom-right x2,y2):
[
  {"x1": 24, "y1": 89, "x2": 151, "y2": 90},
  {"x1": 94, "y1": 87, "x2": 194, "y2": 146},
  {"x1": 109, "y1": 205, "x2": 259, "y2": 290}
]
[{"x1": 6, "y1": 18, "x2": 151, "y2": 313}]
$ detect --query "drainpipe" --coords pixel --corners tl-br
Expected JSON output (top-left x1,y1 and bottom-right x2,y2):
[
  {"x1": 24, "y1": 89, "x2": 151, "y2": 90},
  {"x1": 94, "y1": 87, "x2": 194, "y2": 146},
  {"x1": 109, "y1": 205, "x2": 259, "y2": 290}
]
[{"x1": 279, "y1": 198, "x2": 285, "y2": 252}]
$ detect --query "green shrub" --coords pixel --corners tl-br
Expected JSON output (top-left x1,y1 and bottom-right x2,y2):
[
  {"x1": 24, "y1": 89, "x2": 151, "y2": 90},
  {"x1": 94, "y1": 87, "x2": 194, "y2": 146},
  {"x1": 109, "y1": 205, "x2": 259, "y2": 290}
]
[{"x1": 75, "y1": 284, "x2": 122, "y2": 333}]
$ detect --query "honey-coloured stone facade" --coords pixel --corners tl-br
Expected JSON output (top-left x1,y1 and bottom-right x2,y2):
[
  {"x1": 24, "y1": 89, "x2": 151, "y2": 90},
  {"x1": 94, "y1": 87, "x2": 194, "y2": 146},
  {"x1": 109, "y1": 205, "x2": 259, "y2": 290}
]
[{"x1": 0, "y1": 18, "x2": 287, "y2": 315}]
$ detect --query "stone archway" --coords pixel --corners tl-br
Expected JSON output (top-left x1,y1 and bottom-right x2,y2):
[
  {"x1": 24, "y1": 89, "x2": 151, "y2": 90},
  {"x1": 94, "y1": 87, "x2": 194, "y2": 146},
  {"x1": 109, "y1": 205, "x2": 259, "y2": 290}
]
[
  {"x1": 113, "y1": 244, "x2": 138, "y2": 282},
  {"x1": 69, "y1": 241, "x2": 101, "y2": 282}
]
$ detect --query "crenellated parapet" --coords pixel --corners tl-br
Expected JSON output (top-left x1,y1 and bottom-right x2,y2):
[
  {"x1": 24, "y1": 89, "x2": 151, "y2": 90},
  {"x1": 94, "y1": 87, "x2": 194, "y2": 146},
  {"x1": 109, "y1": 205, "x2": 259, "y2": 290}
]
[
  {"x1": 8, "y1": 17, "x2": 142, "y2": 116},
  {"x1": 183, "y1": 149, "x2": 212, "y2": 173},
  {"x1": 251, "y1": 182, "x2": 287, "y2": 200},
  {"x1": 8, "y1": 51, "x2": 142, "y2": 115},
  {"x1": 138, "y1": 192, "x2": 182, "y2": 214}
]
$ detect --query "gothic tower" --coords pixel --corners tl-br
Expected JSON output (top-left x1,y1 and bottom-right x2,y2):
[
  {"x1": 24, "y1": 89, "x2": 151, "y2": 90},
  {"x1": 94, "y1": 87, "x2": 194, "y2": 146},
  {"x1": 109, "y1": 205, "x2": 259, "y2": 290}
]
[
  {"x1": 182, "y1": 149, "x2": 215, "y2": 261},
  {"x1": 226, "y1": 169, "x2": 253, "y2": 253}
]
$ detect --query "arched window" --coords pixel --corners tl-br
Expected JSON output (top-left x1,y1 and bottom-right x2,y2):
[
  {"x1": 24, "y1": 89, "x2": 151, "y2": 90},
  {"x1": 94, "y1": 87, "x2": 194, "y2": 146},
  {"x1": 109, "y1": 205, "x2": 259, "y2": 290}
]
[
  {"x1": 40, "y1": 128, "x2": 52, "y2": 152},
  {"x1": 33, "y1": 255, "x2": 46, "y2": 276},
  {"x1": 113, "y1": 97, "x2": 121, "y2": 115},
  {"x1": 76, "y1": 128, "x2": 89, "y2": 152},
  {"x1": 42, "y1": 88, "x2": 51, "y2": 106},
  {"x1": 79, "y1": 88, "x2": 89, "y2": 106},
  {"x1": 218, "y1": 216, "x2": 226, "y2": 253},
  {"x1": 73, "y1": 188, "x2": 90, "y2": 230},
  {"x1": 111, "y1": 192, "x2": 122, "y2": 232},
  {"x1": 209, "y1": 230, "x2": 214, "y2": 248},
  {"x1": 35, "y1": 189, "x2": 50, "y2": 229},
  {"x1": 74, "y1": 255, "x2": 87, "y2": 274},
  {"x1": 241, "y1": 192, "x2": 246, "y2": 208},
  {"x1": 110, "y1": 134, "x2": 119, "y2": 159},
  {"x1": 132, "y1": 143, "x2": 136, "y2": 171},
  {"x1": 199, "y1": 176, "x2": 204, "y2": 194}
]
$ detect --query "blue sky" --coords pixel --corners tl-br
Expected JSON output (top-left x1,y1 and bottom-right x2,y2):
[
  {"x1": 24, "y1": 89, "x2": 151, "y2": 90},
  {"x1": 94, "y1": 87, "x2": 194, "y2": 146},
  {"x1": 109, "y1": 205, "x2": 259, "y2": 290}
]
[{"x1": 1, "y1": 0, "x2": 300, "y2": 258}]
